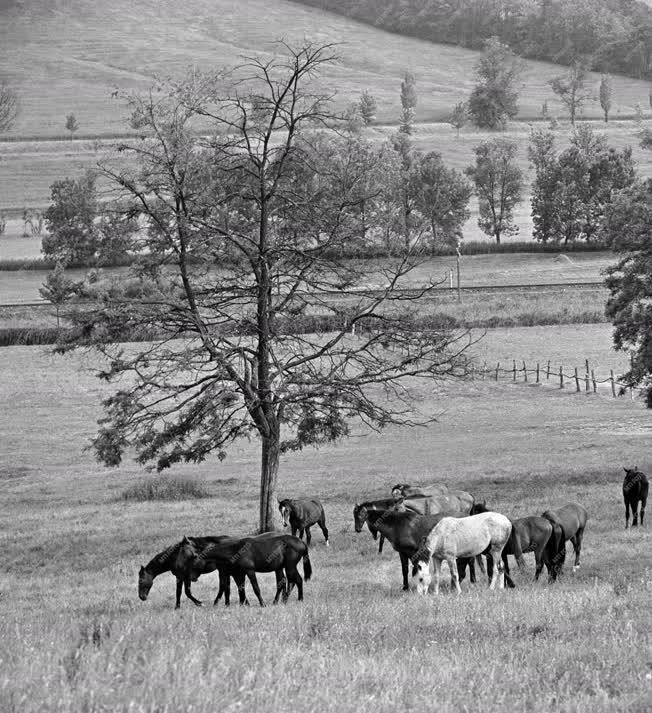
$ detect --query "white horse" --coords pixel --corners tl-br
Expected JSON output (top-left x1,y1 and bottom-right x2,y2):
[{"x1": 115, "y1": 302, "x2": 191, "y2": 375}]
[{"x1": 412, "y1": 512, "x2": 512, "y2": 595}]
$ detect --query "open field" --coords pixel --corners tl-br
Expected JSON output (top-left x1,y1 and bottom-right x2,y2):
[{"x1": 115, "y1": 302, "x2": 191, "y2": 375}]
[
  {"x1": 0, "y1": 251, "x2": 615, "y2": 304},
  {"x1": 1, "y1": 0, "x2": 651, "y2": 138},
  {"x1": 0, "y1": 325, "x2": 650, "y2": 712}
]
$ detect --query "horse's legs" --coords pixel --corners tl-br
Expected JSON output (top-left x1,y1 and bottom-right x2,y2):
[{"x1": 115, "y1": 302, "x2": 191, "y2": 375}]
[
  {"x1": 400, "y1": 552, "x2": 409, "y2": 591},
  {"x1": 175, "y1": 577, "x2": 183, "y2": 609},
  {"x1": 571, "y1": 527, "x2": 584, "y2": 570},
  {"x1": 469, "y1": 558, "x2": 476, "y2": 583},
  {"x1": 632, "y1": 499, "x2": 639, "y2": 527},
  {"x1": 534, "y1": 543, "x2": 545, "y2": 581},
  {"x1": 448, "y1": 558, "x2": 462, "y2": 595},
  {"x1": 273, "y1": 569, "x2": 287, "y2": 604},
  {"x1": 291, "y1": 525, "x2": 298, "y2": 538},
  {"x1": 624, "y1": 499, "x2": 631, "y2": 529},
  {"x1": 284, "y1": 566, "x2": 303, "y2": 602},
  {"x1": 246, "y1": 572, "x2": 266, "y2": 607},
  {"x1": 318, "y1": 517, "x2": 329, "y2": 546},
  {"x1": 502, "y1": 554, "x2": 515, "y2": 589},
  {"x1": 298, "y1": 527, "x2": 305, "y2": 542},
  {"x1": 641, "y1": 497, "x2": 647, "y2": 526},
  {"x1": 183, "y1": 577, "x2": 203, "y2": 606},
  {"x1": 213, "y1": 570, "x2": 228, "y2": 606},
  {"x1": 305, "y1": 527, "x2": 312, "y2": 547},
  {"x1": 378, "y1": 535, "x2": 385, "y2": 554},
  {"x1": 485, "y1": 553, "x2": 494, "y2": 585},
  {"x1": 488, "y1": 549, "x2": 504, "y2": 590},
  {"x1": 231, "y1": 571, "x2": 248, "y2": 605},
  {"x1": 432, "y1": 557, "x2": 441, "y2": 595}
]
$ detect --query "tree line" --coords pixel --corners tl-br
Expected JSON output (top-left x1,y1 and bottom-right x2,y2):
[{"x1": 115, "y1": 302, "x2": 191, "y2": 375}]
[{"x1": 291, "y1": 0, "x2": 652, "y2": 80}]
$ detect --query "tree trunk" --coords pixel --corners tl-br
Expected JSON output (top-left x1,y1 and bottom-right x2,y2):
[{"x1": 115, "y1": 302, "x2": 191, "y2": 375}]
[{"x1": 259, "y1": 434, "x2": 282, "y2": 533}]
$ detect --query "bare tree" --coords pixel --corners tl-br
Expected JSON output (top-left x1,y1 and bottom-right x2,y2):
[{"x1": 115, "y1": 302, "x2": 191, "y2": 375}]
[
  {"x1": 549, "y1": 60, "x2": 592, "y2": 126},
  {"x1": 0, "y1": 79, "x2": 19, "y2": 133},
  {"x1": 60, "y1": 44, "x2": 470, "y2": 532}
]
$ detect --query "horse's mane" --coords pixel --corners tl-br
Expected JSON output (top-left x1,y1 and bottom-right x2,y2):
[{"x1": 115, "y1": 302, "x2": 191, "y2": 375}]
[{"x1": 145, "y1": 540, "x2": 183, "y2": 571}]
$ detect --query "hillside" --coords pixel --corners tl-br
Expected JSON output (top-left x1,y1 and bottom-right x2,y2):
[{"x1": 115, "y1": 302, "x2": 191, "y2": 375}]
[{"x1": 1, "y1": 0, "x2": 651, "y2": 137}]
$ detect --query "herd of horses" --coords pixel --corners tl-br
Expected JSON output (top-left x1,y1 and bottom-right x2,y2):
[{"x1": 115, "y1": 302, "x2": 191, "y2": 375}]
[{"x1": 138, "y1": 467, "x2": 648, "y2": 608}]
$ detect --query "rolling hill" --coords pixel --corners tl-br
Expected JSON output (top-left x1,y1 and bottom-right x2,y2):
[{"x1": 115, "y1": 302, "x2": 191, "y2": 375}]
[{"x1": 1, "y1": 0, "x2": 651, "y2": 137}]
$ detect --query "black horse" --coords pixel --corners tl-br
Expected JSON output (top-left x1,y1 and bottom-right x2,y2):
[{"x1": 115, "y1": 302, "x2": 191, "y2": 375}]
[
  {"x1": 278, "y1": 497, "x2": 329, "y2": 546},
  {"x1": 138, "y1": 536, "x2": 249, "y2": 609},
  {"x1": 353, "y1": 504, "x2": 462, "y2": 590},
  {"x1": 181, "y1": 532, "x2": 312, "y2": 605},
  {"x1": 623, "y1": 467, "x2": 648, "y2": 528},
  {"x1": 541, "y1": 503, "x2": 588, "y2": 577},
  {"x1": 477, "y1": 516, "x2": 562, "y2": 587}
]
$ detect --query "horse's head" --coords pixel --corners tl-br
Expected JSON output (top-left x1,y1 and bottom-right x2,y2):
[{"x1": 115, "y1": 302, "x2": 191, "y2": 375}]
[
  {"x1": 278, "y1": 499, "x2": 292, "y2": 528},
  {"x1": 391, "y1": 484, "x2": 407, "y2": 501},
  {"x1": 353, "y1": 503, "x2": 368, "y2": 532},
  {"x1": 411, "y1": 557, "x2": 431, "y2": 595},
  {"x1": 470, "y1": 499, "x2": 488, "y2": 515},
  {"x1": 138, "y1": 565, "x2": 154, "y2": 601}
]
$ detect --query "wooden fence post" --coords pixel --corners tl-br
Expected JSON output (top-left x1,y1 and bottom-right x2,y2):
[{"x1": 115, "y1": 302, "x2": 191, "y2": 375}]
[
  {"x1": 559, "y1": 366, "x2": 564, "y2": 389},
  {"x1": 495, "y1": 362, "x2": 500, "y2": 381},
  {"x1": 591, "y1": 369, "x2": 596, "y2": 393},
  {"x1": 513, "y1": 360, "x2": 517, "y2": 382},
  {"x1": 546, "y1": 360, "x2": 551, "y2": 380},
  {"x1": 523, "y1": 360, "x2": 528, "y2": 382},
  {"x1": 584, "y1": 361, "x2": 590, "y2": 392},
  {"x1": 574, "y1": 367, "x2": 581, "y2": 392},
  {"x1": 610, "y1": 370, "x2": 616, "y2": 397},
  {"x1": 536, "y1": 362, "x2": 540, "y2": 383}
]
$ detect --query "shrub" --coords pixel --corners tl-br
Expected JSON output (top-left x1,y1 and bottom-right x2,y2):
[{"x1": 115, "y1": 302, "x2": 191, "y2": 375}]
[{"x1": 121, "y1": 476, "x2": 211, "y2": 501}]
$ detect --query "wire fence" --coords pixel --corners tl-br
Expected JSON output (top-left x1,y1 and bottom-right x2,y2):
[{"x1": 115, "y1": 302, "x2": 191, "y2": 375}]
[{"x1": 465, "y1": 357, "x2": 642, "y2": 400}]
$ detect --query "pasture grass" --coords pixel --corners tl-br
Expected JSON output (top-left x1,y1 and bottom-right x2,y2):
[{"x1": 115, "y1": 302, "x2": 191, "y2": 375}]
[
  {"x1": 0, "y1": 324, "x2": 650, "y2": 711},
  {"x1": 121, "y1": 476, "x2": 212, "y2": 502},
  {"x1": 1, "y1": 0, "x2": 651, "y2": 138}
]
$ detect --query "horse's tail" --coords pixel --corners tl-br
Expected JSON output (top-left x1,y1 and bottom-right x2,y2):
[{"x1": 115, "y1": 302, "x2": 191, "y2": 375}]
[
  {"x1": 510, "y1": 524, "x2": 526, "y2": 570},
  {"x1": 302, "y1": 547, "x2": 312, "y2": 581}
]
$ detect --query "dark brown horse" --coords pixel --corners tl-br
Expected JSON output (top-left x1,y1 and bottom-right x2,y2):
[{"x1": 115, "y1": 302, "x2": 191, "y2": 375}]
[
  {"x1": 278, "y1": 498, "x2": 329, "y2": 546},
  {"x1": 623, "y1": 467, "x2": 648, "y2": 528},
  {"x1": 181, "y1": 532, "x2": 312, "y2": 605},
  {"x1": 353, "y1": 504, "x2": 461, "y2": 590},
  {"x1": 541, "y1": 503, "x2": 588, "y2": 576},
  {"x1": 479, "y1": 516, "x2": 563, "y2": 586},
  {"x1": 138, "y1": 536, "x2": 248, "y2": 609}
]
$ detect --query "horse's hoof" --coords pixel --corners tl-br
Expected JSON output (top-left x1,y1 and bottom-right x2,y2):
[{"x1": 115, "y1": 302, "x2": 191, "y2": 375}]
[{"x1": 325, "y1": 541, "x2": 330, "y2": 547}]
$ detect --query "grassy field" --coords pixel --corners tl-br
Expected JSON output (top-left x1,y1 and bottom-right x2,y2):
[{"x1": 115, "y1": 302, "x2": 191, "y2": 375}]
[
  {"x1": 1, "y1": 0, "x2": 651, "y2": 138},
  {"x1": 0, "y1": 251, "x2": 615, "y2": 303},
  {"x1": 0, "y1": 324, "x2": 650, "y2": 712}
]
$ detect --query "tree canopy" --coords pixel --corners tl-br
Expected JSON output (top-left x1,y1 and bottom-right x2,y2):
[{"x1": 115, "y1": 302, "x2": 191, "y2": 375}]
[{"x1": 59, "y1": 43, "x2": 471, "y2": 531}]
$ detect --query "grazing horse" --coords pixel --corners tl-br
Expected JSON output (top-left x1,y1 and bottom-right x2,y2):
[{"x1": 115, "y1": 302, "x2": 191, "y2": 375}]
[
  {"x1": 278, "y1": 497, "x2": 329, "y2": 546},
  {"x1": 541, "y1": 503, "x2": 588, "y2": 576},
  {"x1": 623, "y1": 467, "x2": 648, "y2": 528},
  {"x1": 180, "y1": 532, "x2": 312, "y2": 605},
  {"x1": 391, "y1": 482, "x2": 449, "y2": 500},
  {"x1": 412, "y1": 512, "x2": 512, "y2": 595},
  {"x1": 138, "y1": 536, "x2": 248, "y2": 609},
  {"x1": 353, "y1": 505, "x2": 461, "y2": 590}
]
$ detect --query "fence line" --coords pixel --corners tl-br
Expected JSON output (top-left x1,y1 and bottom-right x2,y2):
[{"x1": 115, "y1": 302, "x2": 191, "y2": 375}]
[{"x1": 482, "y1": 357, "x2": 642, "y2": 400}]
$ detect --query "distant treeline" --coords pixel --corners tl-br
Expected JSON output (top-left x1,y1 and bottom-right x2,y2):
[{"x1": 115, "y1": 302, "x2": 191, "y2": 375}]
[{"x1": 291, "y1": 0, "x2": 652, "y2": 80}]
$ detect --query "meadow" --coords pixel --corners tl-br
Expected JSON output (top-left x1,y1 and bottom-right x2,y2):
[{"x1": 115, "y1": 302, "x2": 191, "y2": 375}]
[{"x1": 0, "y1": 324, "x2": 650, "y2": 712}]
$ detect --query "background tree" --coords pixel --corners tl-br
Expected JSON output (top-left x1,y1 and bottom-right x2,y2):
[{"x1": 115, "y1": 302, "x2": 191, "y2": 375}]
[
  {"x1": 465, "y1": 138, "x2": 523, "y2": 244},
  {"x1": 413, "y1": 151, "x2": 472, "y2": 245},
  {"x1": 399, "y1": 71, "x2": 417, "y2": 134},
  {"x1": 42, "y1": 171, "x2": 98, "y2": 264},
  {"x1": 549, "y1": 60, "x2": 591, "y2": 125},
  {"x1": 599, "y1": 74, "x2": 612, "y2": 123},
  {"x1": 39, "y1": 261, "x2": 80, "y2": 329},
  {"x1": 530, "y1": 125, "x2": 636, "y2": 244},
  {"x1": 65, "y1": 113, "x2": 79, "y2": 140},
  {"x1": 467, "y1": 36, "x2": 522, "y2": 130},
  {"x1": 358, "y1": 89, "x2": 377, "y2": 126},
  {"x1": 448, "y1": 101, "x2": 468, "y2": 138},
  {"x1": 603, "y1": 179, "x2": 652, "y2": 406},
  {"x1": 60, "y1": 45, "x2": 469, "y2": 533},
  {"x1": 0, "y1": 78, "x2": 19, "y2": 133},
  {"x1": 528, "y1": 128, "x2": 558, "y2": 243}
]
